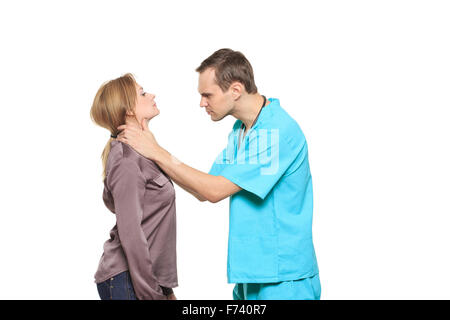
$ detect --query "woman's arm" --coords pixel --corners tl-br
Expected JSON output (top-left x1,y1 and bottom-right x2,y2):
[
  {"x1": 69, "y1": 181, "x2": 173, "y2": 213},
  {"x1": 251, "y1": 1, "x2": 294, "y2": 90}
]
[{"x1": 107, "y1": 158, "x2": 167, "y2": 300}]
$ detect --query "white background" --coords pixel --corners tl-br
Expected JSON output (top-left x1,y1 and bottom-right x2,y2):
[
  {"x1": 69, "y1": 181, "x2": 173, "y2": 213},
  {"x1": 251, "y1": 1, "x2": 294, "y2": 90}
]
[{"x1": 0, "y1": 0, "x2": 449, "y2": 299}]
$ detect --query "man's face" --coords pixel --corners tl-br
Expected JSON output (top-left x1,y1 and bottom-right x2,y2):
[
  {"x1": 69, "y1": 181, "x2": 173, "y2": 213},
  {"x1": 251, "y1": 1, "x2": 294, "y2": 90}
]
[{"x1": 197, "y1": 68, "x2": 233, "y2": 121}]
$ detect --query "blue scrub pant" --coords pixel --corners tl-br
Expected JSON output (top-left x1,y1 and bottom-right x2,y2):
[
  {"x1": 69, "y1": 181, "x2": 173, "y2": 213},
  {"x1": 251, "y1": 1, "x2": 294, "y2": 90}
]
[{"x1": 232, "y1": 274, "x2": 321, "y2": 300}]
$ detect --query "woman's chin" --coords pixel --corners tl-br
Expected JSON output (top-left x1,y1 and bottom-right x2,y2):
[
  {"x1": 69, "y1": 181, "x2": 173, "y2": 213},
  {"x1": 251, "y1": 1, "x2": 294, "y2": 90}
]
[{"x1": 146, "y1": 111, "x2": 160, "y2": 121}]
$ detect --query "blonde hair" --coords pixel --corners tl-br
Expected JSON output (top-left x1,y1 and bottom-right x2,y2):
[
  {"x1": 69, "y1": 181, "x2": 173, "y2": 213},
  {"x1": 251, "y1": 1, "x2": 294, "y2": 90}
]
[{"x1": 90, "y1": 73, "x2": 137, "y2": 179}]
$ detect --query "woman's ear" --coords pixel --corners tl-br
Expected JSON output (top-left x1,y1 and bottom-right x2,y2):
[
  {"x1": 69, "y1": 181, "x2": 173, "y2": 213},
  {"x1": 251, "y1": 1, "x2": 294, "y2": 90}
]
[{"x1": 125, "y1": 109, "x2": 135, "y2": 117}]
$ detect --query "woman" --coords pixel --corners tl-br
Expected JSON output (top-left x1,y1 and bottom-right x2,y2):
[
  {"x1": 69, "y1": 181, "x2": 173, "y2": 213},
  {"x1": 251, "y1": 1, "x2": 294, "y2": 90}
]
[{"x1": 90, "y1": 73, "x2": 177, "y2": 300}]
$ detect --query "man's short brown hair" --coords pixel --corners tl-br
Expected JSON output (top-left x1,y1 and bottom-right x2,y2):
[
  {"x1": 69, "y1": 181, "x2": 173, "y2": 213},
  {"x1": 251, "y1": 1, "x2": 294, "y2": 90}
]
[{"x1": 196, "y1": 48, "x2": 258, "y2": 94}]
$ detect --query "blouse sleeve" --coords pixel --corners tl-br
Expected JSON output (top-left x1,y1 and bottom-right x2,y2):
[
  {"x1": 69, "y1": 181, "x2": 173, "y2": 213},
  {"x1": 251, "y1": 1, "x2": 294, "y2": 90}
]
[{"x1": 107, "y1": 158, "x2": 167, "y2": 300}]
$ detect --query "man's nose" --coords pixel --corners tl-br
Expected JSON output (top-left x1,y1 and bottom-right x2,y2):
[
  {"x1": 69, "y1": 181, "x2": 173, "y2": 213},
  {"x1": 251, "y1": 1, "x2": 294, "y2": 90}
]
[{"x1": 200, "y1": 97, "x2": 207, "y2": 108}]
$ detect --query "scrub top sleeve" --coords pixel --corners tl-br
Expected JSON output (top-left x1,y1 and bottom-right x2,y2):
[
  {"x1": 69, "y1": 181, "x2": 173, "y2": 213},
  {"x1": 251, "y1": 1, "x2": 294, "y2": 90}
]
[
  {"x1": 209, "y1": 126, "x2": 239, "y2": 176},
  {"x1": 209, "y1": 147, "x2": 229, "y2": 176},
  {"x1": 216, "y1": 130, "x2": 305, "y2": 200},
  {"x1": 107, "y1": 159, "x2": 167, "y2": 300}
]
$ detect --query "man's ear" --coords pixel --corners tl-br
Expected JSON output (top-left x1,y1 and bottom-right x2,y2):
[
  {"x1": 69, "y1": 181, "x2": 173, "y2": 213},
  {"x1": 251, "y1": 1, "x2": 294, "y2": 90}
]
[{"x1": 230, "y1": 81, "x2": 244, "y2": 100}]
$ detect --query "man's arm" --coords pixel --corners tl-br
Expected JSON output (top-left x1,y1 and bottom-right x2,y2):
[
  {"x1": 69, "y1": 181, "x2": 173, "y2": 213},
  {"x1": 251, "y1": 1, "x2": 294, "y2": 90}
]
[
  {"x1": 153, "y1": 147, "x2": 241, "y2": 203},
  {"x1": 116, "y1": 121, "x2": 241, "y2": 203},
  {"x1": 173, "y1": 176, "x2": 207, "y2": 202}
]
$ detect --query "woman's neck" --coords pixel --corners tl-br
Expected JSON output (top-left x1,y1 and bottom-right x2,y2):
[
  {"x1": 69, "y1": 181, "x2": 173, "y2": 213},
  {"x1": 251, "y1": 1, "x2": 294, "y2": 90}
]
[{"x1": 125, "y1": 116, "x2": 143, "y2": 130}]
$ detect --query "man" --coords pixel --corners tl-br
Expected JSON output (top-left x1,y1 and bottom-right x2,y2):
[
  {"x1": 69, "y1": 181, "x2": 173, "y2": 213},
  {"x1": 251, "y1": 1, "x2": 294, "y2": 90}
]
[{"x1": 117, "y1": 49, "x2": 320, "y2": 300}]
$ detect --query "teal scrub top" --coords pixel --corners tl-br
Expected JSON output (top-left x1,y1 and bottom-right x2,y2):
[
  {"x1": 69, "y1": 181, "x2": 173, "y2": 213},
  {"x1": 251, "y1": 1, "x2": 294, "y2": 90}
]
[{"x1": 209, "y1": 98, "x2": 319, "y2": 283}]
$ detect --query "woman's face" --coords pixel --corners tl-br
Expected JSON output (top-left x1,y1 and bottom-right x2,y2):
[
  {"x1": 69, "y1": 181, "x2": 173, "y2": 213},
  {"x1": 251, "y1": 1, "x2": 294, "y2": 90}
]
[{"x1": 132, "y1": 82, "x2": 160, "y2": 123}]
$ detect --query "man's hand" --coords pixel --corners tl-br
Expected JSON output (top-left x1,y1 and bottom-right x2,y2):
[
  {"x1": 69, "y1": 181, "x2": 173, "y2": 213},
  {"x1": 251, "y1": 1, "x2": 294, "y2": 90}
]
[{"x1": 117, "y1": 119, "x2": 161, "y2": 161}]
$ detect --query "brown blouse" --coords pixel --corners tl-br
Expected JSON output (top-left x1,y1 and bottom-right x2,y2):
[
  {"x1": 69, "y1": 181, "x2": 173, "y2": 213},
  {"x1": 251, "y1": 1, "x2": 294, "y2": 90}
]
[{"x1": 94, "y1": 140, "x2": 177, "y2": 300}]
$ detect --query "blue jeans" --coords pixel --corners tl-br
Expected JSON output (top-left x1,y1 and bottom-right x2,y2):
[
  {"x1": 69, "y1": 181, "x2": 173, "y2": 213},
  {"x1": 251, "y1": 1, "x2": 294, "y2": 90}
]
[{"x1": 97, "y1": 271, "x2": 137, "y2": 300}]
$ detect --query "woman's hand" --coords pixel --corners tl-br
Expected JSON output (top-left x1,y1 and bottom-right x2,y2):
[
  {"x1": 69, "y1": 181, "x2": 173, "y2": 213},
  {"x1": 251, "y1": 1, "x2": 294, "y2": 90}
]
[
  {"x1": 117, "y1": 118, "x2": 161, "y2": 161},
  {"x1": 167, "y1": 293, "x2": 177, "y2": 300}
]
